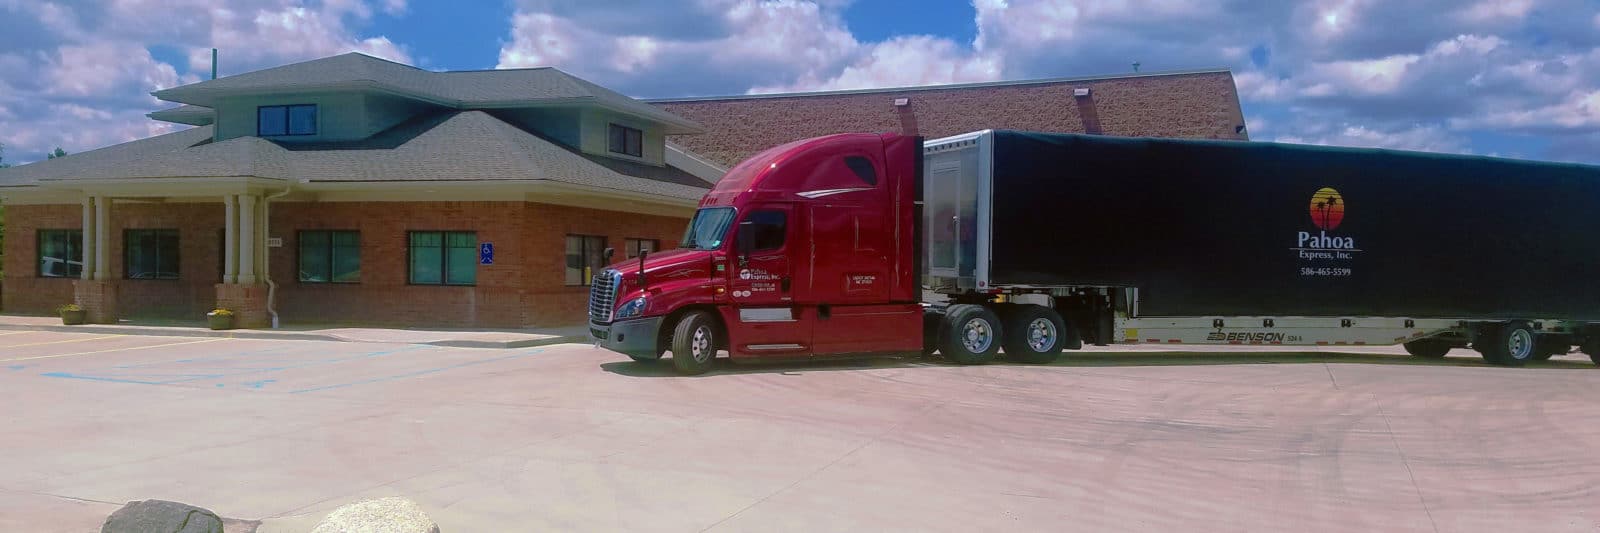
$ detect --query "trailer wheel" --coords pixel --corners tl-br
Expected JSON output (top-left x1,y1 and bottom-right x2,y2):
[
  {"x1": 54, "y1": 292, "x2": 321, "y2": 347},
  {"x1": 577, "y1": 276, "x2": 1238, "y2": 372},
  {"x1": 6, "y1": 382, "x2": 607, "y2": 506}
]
[
  {"x1": 670, "y1": 311, "x2": 719, "y2": 375},
  {"x1": 1001, "y1": 305, "x2": 1069, "y2": 364},
  {"x1": 940, "y1": 304, "x2": 1002, "y2": 365},
  {"x1": 1402, "y1": 340, "x2": 1450, "y2": 358},
  {"x1": 1532, "y1": 338, "x2": 1569, "y2": 361},
  {"x1": 1479, "y1": 321, "x2": 1535, "y2": 367}
]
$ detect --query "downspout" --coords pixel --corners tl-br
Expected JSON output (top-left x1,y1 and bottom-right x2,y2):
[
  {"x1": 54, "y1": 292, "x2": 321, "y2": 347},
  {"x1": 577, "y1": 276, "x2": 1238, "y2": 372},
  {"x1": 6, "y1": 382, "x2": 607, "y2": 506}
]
[{"x1": 263, "y1": 182, "x2": 294, "y2": 328}]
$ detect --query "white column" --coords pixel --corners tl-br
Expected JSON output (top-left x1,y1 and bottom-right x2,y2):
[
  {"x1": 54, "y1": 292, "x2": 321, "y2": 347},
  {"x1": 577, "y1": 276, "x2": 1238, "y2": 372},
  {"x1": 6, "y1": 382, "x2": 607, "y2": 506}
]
[
  {"x1": 80, "y1": 197, "x2": 96, "y2": 280},
  {"x1": 93, "y1": 196, "x2": 109, "y2": 281},
  {"x1": 223, "y1": 195, "x2": 238, "y2": 284},
  {"x1": 237, "y1": 195, "x2": 257, "y2": 284}
]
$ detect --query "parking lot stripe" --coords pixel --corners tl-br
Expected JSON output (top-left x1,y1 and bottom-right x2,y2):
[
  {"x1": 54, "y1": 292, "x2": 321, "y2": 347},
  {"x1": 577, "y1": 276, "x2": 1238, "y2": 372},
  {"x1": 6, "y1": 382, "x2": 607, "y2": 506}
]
[
  {"x1": 0, "y1": 338, "x2": 228, "y2": 362},
  {"x1": 0, "y1": 331, "x2": 34, "y2": 337},
  {"x1": 2, "y1": 335, "x2": 123, "y2": 348}
]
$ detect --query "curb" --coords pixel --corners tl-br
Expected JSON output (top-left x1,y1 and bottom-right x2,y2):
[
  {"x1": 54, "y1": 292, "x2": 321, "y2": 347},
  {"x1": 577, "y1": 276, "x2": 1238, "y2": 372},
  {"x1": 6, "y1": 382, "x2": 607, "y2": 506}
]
[{"x1": 0, "y1": 323, "x2": 587, "y2": 349}]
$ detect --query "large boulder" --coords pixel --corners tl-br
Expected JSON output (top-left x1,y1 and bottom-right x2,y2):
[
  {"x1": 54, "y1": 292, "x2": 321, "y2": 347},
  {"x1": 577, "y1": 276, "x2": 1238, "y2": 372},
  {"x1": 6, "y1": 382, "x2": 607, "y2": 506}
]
[
  {"x1": 311, "y1": 497, "x2": 439, "y2": 533},
  {"x1": 101, "y1": 500, "x2": 223, "y2": 533}
]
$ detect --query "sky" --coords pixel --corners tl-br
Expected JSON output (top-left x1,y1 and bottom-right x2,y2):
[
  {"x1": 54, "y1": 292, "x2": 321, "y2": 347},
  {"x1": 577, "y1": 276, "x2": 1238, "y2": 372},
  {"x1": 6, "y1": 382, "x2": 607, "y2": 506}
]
[{"x1": 1, "y1": 0, "x2": 1598, "y2": 165}]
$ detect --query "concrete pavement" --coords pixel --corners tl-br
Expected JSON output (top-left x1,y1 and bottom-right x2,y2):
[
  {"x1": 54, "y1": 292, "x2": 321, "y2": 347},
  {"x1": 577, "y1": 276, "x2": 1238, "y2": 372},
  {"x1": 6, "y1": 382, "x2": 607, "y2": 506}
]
[
  {"x1": 0, "y1": 314, "x2": 586, "y2": 349},
  {"x1": 1, "y1": 329, "x2": 1598, "y2": 532}
]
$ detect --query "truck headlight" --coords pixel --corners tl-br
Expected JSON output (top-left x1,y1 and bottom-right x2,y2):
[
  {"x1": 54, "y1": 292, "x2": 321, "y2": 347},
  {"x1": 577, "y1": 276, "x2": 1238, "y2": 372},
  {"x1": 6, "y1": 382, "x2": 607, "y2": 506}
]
[{"x1": 615, "y1": 297, "x2": 648, "y2": 319}]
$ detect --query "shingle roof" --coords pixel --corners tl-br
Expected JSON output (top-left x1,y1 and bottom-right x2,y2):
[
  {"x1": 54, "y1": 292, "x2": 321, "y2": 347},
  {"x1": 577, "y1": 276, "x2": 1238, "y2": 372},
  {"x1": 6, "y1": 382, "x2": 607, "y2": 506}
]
[
  {"x1": 0, "y1": 111, "x2": 709, "y2": 201},
  {"x1": 0, "y1": 126, "x2": 215, "y2": 187},
  {"x1": 153, "y1": 53, "x2": 702, "y2": 133}
]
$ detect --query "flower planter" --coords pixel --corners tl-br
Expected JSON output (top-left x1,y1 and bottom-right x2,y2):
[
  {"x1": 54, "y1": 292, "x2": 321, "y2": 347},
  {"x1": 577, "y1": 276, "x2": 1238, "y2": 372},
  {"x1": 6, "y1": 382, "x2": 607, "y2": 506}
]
[
  {"x1": 207, "y1": 313, "x2": 235, "y2": 330},
  {"x1": 60, "y1": 309, "x2": 87, "y2": 325}
]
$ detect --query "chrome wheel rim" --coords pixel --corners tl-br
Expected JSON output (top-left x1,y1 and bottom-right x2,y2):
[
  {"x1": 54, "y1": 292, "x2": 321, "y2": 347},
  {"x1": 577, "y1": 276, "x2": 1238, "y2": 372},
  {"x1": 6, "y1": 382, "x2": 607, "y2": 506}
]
[
  {"x1": 1026, "y1": 318, "x2": 1057, "y2": 352},
  {"x1": 691, "y1": 325, "x2": 713, "y2": 362},
  {"x1": 962, "y1": 318, "x2": 994, "y2": 353},
  {"x1": 1507, "y1": 329, "x2": 1533, "y2": 360}
]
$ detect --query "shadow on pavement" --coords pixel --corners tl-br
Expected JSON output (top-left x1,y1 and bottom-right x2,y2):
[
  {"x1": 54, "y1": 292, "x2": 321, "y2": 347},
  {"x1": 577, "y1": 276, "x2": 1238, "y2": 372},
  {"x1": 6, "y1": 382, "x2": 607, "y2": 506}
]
[{"x1": 600, "y1": 350, "x2": 1598, "y2": 377}]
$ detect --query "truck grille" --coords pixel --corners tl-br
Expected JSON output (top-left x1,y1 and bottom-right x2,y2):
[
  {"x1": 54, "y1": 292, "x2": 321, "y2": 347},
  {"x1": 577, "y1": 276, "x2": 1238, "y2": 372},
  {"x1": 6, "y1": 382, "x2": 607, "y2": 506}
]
[{"x1": 588, "y1": 269, "x2": 621, "y2": 323}]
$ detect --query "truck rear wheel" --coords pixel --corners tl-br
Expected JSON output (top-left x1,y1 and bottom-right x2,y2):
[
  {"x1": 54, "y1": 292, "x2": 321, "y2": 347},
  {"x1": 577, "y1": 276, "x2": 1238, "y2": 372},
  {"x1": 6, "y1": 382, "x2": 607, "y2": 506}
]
[
  {"x1": 1479, "y1": 321, "x2": 1536, "y2": 367},
  {"x1": 670, "y1": 311, "x2": 719, "y2": 375},
  {"x1": 1402, "y1": 340, "x2": 1450, "y2": 358},
  {"x1": 940, "y1": 304, "x2": 1002, "y2": 365},
  {"x1": 1002, "y1": 305, "x2": 1069, "y2": 364}
]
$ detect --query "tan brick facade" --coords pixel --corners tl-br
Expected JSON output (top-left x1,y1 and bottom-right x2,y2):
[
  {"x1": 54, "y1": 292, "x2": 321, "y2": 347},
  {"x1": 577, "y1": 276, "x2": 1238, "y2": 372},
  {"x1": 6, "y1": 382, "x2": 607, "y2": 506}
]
[
  {"x1": 655, "y1": 70, "x2": 1248, "y2": 168},
  {"x1": 3, "y1": 201, "x2": 687, "y2": 327}
]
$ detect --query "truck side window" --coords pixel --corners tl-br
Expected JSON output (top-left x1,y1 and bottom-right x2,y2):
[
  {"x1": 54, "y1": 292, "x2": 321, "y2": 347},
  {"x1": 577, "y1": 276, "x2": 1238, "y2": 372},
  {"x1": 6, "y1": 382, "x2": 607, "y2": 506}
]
[
  {"x1": 748, "y1": 210, "x2": 787, "y2": 251},
  {"x1": 844, "y1": 156, "x2": 877, "y2": 185}
]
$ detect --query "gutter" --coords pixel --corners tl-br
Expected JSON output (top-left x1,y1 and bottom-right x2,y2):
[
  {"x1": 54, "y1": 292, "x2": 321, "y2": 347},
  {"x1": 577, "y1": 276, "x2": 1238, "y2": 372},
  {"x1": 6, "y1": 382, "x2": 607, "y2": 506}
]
[{"x1": 263, "y1": 182, "x2": 295, "y2": 328}]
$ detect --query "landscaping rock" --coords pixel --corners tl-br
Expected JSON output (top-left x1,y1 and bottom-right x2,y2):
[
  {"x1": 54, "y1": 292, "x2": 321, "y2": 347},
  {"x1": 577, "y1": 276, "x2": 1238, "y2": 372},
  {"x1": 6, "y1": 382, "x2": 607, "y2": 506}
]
[
  {"x1": 310, "y1": 497, "x2": 439, "y2": 533},
  {"x1": 101, "y1": 499, "x2": 223, "y2": 533}
]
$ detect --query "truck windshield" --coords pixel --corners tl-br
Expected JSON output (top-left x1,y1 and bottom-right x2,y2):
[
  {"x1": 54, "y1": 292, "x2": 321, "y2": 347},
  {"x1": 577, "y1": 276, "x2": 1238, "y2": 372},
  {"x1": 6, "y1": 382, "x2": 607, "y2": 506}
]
[{"x1": 680, "y1": 207, "x2": 736, "y2": 250}]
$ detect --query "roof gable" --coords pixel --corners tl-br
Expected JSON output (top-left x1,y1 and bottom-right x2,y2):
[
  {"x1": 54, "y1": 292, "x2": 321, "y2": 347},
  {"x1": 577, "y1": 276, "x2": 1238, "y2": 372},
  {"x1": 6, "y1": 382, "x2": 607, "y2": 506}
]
[{"x1": 152, "y1": 53, "x2": 702, "y2": 134}]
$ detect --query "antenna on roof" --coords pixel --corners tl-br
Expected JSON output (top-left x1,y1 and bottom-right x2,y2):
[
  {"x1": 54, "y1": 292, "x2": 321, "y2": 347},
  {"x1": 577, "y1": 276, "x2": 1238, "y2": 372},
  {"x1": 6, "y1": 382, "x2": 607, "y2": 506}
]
[{"x1": 211, "y1": 48, "x2": 218, "y2": 80}]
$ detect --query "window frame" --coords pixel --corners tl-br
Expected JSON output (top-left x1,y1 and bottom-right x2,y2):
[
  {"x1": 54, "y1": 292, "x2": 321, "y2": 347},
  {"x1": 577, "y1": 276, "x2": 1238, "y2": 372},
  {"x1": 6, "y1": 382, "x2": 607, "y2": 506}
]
[
  {"x1": 745, "y1": 210, "x2": 788, "y2": 252},
  {"x1": 565, "y1": 234, "x2": 608, "y2": 287},
  {"x1": 123, "y1": 228, "x2": 181, "y2": 281},
  {"x1": 257, "y1": 104, "x2": 318, "y2": 136},
  {"x1": 623, "y1": 238, "x2": 660, "y2": 260},
  {"x1": 406, "y1": 230, "x2": 478, "y2": 287},
  {"x1": 297, "y1": 230, "x2": 362, "y2": 285},
  {"x1": 36, "y1": 229, "x2": 84, "y2": 279},
  {"x1": 607, "y1": 123, "x2": 643, "y2": 158}
]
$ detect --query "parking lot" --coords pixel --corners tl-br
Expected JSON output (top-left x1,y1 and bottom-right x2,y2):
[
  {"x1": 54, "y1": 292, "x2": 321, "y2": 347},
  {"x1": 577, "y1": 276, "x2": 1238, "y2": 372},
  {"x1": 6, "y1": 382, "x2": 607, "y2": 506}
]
[{"x1": 2, "y1": 329, "x2": 1599, "y2": 532}]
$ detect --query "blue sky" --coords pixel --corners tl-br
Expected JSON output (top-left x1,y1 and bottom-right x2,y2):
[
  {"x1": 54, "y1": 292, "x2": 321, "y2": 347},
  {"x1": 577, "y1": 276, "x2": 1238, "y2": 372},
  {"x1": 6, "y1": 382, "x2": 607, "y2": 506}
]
[{"x1": 1, "y1": 0, "x2": 1598, "y2": 165}]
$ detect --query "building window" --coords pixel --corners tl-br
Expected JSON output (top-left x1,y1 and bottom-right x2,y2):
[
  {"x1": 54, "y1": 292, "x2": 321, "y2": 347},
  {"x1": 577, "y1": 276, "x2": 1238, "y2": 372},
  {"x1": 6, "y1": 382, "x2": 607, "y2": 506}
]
[
  {"x1": 37, "y1": 229, "x2": 83, "y2": 278},
  {"x1": 623, "y1": 238, "x2": 659, "y2": 259},
  {"x1": 299, "y1": 230, "x2": 361, "y2": 283},
  {"x1": 125, "y1": 229, "x2": 180, "y2": 280},
  {"x1": 258, "y1": 104, "x2": 317, "y2": 136},
  {"x1": 565, "y1": 234, "x2": 607, "y2": 286},
  {"x1": 607, "y1": 123, "x2": 643, "y2": 157},
  {"x1": 408, "y1": 231, "x2": 476, "y2": 285}
]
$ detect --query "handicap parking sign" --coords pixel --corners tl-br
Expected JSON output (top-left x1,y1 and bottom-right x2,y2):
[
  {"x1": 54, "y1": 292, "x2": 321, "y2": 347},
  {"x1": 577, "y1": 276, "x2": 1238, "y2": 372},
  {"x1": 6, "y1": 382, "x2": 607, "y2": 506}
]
[{"x1": 479, "y1": 242, "x2": 494, "y2": 265}]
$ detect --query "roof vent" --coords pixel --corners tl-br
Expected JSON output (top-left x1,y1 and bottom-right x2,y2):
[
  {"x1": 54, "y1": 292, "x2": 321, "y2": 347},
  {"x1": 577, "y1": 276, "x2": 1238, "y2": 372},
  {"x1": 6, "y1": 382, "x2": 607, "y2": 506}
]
[
  {"x1": 1073, "y1": 88, "x2": 1091, "y2": 97},
  {"x1": 893, "y1": 97, "x2": 910, "y2": 107}
]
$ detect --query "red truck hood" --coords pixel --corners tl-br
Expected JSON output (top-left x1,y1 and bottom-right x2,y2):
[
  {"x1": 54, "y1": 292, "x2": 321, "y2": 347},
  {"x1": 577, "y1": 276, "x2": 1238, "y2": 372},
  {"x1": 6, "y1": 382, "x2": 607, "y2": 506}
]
[{"x1": 604, "y1": 248, "x2": 713, "y2": 288}]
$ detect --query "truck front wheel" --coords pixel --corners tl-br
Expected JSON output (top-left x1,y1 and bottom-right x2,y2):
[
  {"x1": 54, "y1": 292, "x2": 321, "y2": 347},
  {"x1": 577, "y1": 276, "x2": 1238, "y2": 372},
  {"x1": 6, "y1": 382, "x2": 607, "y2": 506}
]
[
  {"x1": 670, "y1": 311, "x2": 719, "y2": 375},
  {"x1": 940, "y1": 304, "x2": 1002, "y2": 365},
  {"x1": 1002, "y1": 305, "x2": 1070, "y2": 364}
]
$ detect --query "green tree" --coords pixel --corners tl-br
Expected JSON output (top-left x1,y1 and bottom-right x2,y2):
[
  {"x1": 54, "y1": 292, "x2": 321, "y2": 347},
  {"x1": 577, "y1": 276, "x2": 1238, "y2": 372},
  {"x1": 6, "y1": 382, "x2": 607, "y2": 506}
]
[
  {"x1": 46, "y1": 147, "x2": 66, "y2": 159},
  {"x1": 0, "y1": 142, "x2": 10, "y2": 168}
]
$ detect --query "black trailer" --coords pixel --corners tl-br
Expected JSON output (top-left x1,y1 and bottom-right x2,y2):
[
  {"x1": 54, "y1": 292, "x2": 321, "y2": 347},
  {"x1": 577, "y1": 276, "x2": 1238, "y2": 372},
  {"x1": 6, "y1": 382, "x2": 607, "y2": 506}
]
[{"x1": 921, "y1": 130, "x2": 1600, "y2": 365}]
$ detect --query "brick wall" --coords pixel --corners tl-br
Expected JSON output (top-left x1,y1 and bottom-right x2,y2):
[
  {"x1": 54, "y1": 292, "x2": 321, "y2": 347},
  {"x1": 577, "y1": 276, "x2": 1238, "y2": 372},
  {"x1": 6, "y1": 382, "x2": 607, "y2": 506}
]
[
  {"x1": 5, "y1": 200, "x2": 686, "y2": 327},
  {"x1": 655, "y1": 71, "x2": 1248, "y2": 168},
  {"x1": 2, "y1": 205, "x2": 81, "y2": 314},
  {"x1": 268, "y1": 201, "x2": 686, "y2": 327},
  {"x1": 111, "y1": 203, "x2": 226, "y2": 318}
]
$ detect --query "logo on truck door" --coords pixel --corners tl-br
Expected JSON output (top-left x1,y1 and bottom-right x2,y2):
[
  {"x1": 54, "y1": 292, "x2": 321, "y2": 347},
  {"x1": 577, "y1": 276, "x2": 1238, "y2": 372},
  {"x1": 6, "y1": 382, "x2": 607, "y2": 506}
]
[{"x1": 1293, "y1": 187, "x2": 1359, "y2": 277}]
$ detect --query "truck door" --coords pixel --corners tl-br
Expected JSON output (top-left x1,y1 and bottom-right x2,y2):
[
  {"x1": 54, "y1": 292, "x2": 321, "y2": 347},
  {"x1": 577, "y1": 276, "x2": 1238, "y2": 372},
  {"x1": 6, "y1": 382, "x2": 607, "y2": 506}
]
[{"x1": 726, "y1": 205, "x2": 811, "y2": 356}]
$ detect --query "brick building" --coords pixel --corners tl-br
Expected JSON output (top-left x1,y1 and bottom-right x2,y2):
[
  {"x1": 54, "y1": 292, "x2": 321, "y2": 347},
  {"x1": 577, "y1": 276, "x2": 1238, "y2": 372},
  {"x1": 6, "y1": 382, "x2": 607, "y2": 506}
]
[{"x1": 0, "y1": 54, "x2": 1245, "y2": 328}]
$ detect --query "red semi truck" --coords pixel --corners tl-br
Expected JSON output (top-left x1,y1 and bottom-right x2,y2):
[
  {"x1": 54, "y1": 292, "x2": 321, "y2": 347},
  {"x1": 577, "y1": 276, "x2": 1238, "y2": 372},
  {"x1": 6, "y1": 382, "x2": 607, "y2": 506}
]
[{"x1": 589, "y1": 130, "x2": 1600, "y2": 375}]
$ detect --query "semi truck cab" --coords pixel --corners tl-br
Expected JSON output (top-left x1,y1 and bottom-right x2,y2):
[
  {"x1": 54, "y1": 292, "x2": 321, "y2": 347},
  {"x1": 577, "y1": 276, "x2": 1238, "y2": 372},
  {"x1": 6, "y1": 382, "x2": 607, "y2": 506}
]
[{"x1": 589, "y1": 132, "x2": 926, "y2": 374}]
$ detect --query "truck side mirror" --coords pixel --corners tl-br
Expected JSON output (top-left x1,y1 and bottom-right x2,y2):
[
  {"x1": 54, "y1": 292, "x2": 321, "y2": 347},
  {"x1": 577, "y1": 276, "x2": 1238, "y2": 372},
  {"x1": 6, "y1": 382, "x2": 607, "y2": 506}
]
[
  {"x1": 736, "y1": 221, "x2": 755, "y2": 262},
  {"x1": 603, "y1": 247, "x2": 615, "y2": 263}
]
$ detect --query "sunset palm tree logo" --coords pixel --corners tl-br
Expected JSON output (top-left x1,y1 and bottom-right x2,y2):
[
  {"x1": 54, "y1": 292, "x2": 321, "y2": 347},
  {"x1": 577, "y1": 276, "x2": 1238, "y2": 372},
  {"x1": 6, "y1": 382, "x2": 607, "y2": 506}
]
[{"x1": 1309, "y1": 187, "x2": 1345, "y2": 231}]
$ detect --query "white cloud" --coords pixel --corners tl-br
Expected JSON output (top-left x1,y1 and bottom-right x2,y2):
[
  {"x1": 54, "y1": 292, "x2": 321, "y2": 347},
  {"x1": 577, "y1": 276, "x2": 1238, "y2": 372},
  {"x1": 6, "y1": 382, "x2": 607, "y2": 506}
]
[
  {"x1": 750, "y1": 35, "x2": 1000, "y2": 93},
  {"x1": 1454, "y1": 89, "x2": 1600, "y2": 130},
  {"x1": 1457, "y1": 0, "x2": 1533, "y2": 22},
  {"x1": 0, "y1": 0, "x2": 407, "y2": 164},
  {"x1": 1276, "y1": 123, "x2": 1469, "y2": 154}
]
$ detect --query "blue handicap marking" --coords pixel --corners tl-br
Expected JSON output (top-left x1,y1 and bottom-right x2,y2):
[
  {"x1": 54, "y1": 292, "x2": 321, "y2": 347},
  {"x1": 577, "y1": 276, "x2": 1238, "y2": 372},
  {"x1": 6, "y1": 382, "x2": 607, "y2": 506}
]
[{"x1": 479, "y1": 242, "x2": 494, "y2": 265}]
